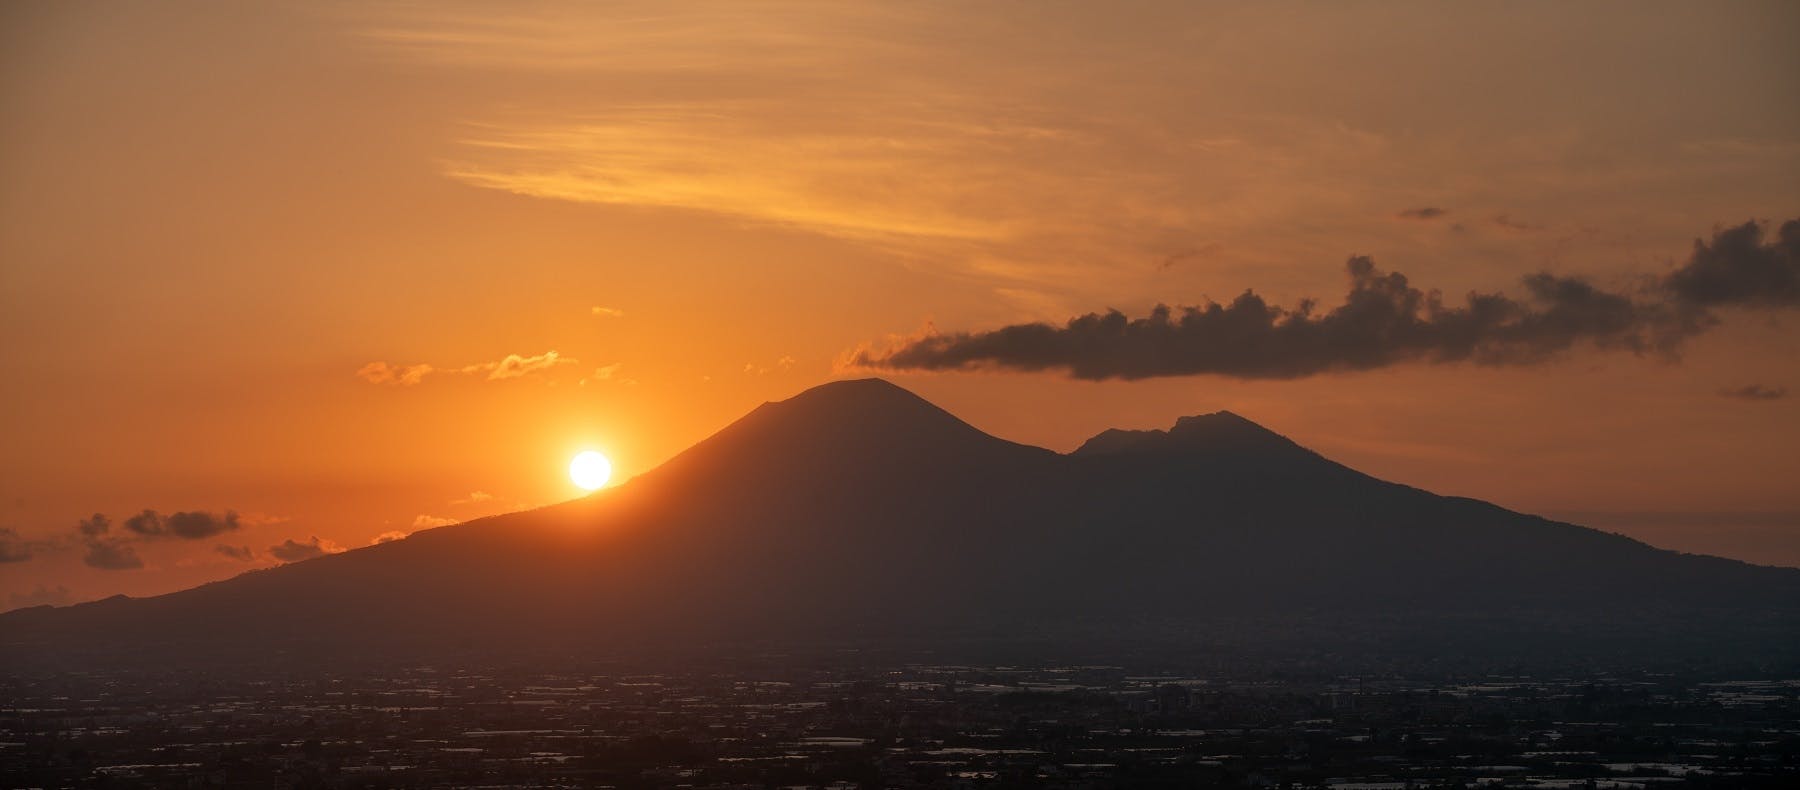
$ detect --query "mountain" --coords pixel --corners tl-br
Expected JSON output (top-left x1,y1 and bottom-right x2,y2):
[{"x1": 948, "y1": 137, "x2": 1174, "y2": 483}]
[{"x1": 5, "y1": 378, "x2": 1797, "y2": 671}]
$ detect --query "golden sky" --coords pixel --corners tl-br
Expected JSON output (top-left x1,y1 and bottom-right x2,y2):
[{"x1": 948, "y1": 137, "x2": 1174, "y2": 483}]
[{"x1": 3, "y1": 0, "x2": 1798, "y2": 609}]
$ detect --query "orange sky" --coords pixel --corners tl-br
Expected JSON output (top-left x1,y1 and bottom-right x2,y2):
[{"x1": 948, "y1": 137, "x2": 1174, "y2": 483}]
[{"x1": 3, "y1": 1, "x2": 1798, "y2": 609}]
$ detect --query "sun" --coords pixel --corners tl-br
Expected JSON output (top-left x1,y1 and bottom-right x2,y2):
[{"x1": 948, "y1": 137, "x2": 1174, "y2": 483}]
[{"x1": 569, "y1": 450, "x2": 612, "y2": 491}]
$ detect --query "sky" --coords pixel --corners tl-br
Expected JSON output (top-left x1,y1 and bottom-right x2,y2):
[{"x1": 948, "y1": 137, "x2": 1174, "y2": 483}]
[{"x1": 2, "y1": 0, "x2": 1797, "y2": 610}]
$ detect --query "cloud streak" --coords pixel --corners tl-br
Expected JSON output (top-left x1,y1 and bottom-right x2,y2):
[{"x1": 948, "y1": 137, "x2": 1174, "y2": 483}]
[
  {"x1": 358, "y1": 350, "x2": 577, "y2": 385},
  {"x1": 1396, "y1": 207, "x2": 1448, "y2": 220},
  {"x1": 853, "y1": 219, "x2": 1797, "y2": 381},
  {"x1": 1720, "y1": 384, "x2": 1788, "y2": 401}
]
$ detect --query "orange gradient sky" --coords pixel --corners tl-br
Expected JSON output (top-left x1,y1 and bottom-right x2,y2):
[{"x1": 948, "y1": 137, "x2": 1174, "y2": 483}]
[{"x1": 3, "y1": 1, "x2": 1798, "y2": 609}]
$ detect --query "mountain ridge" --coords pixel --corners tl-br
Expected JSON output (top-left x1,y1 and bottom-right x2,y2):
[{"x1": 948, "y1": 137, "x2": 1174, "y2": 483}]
[{"x1": 4, "y1": 377, "x2": 1796, "y2": 671}]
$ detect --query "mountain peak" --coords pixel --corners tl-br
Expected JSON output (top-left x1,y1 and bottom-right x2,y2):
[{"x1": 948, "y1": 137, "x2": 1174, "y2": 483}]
[
  {"x1": 778, "y1": 377, "x2": 920, "y2": 407},
  {"x1": 1072, "y1": 410, "x2": 1309, "y2": 461},
  {"x1": 762, "y1": 377, "x2": 970, "y2": 429},
  {"x1": 647, "y1": 378, "x2": 1054, "y2": 485}
]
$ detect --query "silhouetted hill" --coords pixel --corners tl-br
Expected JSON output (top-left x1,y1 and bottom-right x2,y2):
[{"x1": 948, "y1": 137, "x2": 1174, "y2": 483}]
[{"x1": 5, "y1": 378, "x2": 1797, "y2": 672}]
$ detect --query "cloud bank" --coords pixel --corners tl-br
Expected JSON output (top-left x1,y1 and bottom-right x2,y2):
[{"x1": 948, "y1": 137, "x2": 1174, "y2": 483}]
[{"x1": 853, "y1": 219, "x2": 1798, "y2": 381}]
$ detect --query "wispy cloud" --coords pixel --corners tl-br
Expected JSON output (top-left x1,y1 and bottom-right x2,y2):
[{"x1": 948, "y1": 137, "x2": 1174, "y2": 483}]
[
  {"x1": 349, "y1": 2, "x2": 1800, "y2": 309},
  {"x1": 357, "y1": 361, "x2": 434, "y2": 386},
  {"x1": 1720, "y1": 384, "x2": 1788, "y2": 401},
  {"x1": 473, "y1": 351, "x2": 574, "y2": 380},
  {"x1": 411, "y1": 514, "x2": 458, "y2": 529},
  {"x1": 358, "y1": 350, "x2": 576, "y2": 386},
  {"x1": 743, "y1": 356, "x2": 796, "y2": 376},
  {"x1": 450, "y1": 491, "x2": 493, "y2": 505},
  {"x1": 580, "y1": 362, "x2": 636, "y2": 387},
  {"x1": 591, "y1": 306, "x2": 626, "y2": 318},
  {"x1": 1396, "y1": 207, "x2": 1448, "y2": 221}
]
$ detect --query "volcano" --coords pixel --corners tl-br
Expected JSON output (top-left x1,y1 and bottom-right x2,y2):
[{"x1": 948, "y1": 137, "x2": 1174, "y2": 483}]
[{"x1": 5, "y1": 379, "x2": 1796, "y2": 671}]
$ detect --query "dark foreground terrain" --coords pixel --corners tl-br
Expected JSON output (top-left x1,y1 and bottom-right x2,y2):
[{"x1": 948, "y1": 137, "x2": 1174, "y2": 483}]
[{"x1": 5, "y1": 653, "x2": 1797, "y2": 789}]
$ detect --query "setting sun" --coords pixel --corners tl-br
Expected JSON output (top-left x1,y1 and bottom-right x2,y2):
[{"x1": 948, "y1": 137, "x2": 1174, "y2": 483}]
[{"x1": 569, "y1": 450, "x2": 612, "y2": 491}]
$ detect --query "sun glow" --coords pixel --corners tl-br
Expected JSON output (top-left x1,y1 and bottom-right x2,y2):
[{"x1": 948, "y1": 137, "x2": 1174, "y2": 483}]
[{"x1": 569, "y1": 450, "x2": 612, "y2": 491}]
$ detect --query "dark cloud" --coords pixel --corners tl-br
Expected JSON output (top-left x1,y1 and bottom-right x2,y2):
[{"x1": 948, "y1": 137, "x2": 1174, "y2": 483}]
[
  {"x1": 123, "y1": 510, "x2": 160, "y2": 536},
  {"x1": 8, "y1": 584, "x2": 73, "y2": 609},
  {"x1": 1492, "y1": 214, "x2": 1542, "y2": 233},
  {"x1": 0, "y1": 527, "x2": 33, "y2": 563},
  {"x1": 215, "y1": 544, "x2": 256, "y2": 561},
  {"x1": 123, "y1": 509, "x2": 241, "y2": 540},
  {"x1": 1397, "y1": 207, "x2": 1448, "y2": 220},
  {"x1": 78, "y1": 513, "x2": 110, "y2": 537},
  {"x1": 854, "y1": 217, "x2": 1795, "y2": 382},
  {"x1": 1665, "y1": 219, "x2": 1800, "y2": 308},
  {"x1": 857, "y1": 257, "x2": 1696, "y2": 380},
  {"x1": 66, "y1": 509, "x2": 245, "y2": 568},
  {"x1": 1159, "y1": 242, "x2": 1224, "y2": 270},
  {"x1": 1720, "y1": 384, "x2": 1787, "y2": 401},
  {"x1": 83, "y1": 539, "x2": 143, "y2": 570},
  {"x1": 268, "y1": 536, "x2": 343, "y2": 563}
]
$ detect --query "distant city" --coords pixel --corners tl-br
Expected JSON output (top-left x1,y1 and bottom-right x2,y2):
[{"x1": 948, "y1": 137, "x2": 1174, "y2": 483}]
[{"x1": 6, "y1": 657, "x2": 1796, "y2": 788}]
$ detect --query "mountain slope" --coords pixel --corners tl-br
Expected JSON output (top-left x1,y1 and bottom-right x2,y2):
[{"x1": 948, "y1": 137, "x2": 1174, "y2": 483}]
[{"x1": 5, "y1": 378, "x2": 1796, "y2": 670}]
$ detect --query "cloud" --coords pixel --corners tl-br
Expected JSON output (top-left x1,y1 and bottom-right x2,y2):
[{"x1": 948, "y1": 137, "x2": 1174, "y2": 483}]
[
  {"x1": 8, "y1": 584, "x2": 72, "y2": 609},
  {"x1": 71, "y1": 513, "x2": 142, "y2": 569},
  {"x1": 591, "y1": 306, "x2": 626, "y2": 318},
  {"x1": 475, "y1": 350, "x2": 575, "y2": 380},
  {"x1": 1396, "y1": 207, "x2": 1448, "y2": 220},
  {"x1": 1159, "y1": 243, "x2": 1224, "y2": 270},
  {"x1": 268, "y1": 536, "x2": 345, "y2": 563},
  {"x1": 215, "y1": 544, "x2": 256, "y2": 561},
  {"x1": 1720, "y1": 384, "x2": 1787, "y2": 401},
  {"x1": 363, "y1": 351, "x2": 578, "y2": 385},
  {"x1": 411, "y1": 514, "x2": 458, "y2": 529},
  {"x1": 1491, "y1": 214, "x2": 1543, "y2": 233},
  {"x1": 0, "y1": 527, "x2": 34, "y2": 563},
  {"x1": 580, "y1": 363, "x2": 637, "y2": 387},
  {"x1": 371, "y1": 530, "x2": 410, "y2": 545},
  {"x1": 122, "y1": 509, "x2": 242, "y2": 540},
  {"x1": 744, "y1": 356, "x2": 797, "y2": 376},
  {"x1": 357, "y1": 361, "x2": 435, "y2": 386},
  {"x1": 853, "y1": 218, "x2": 1795, "y2": 381},
  {"x1": 83, "y1": 539, "x2": 143, "y2": 570},
  {"x1": 450, "y1": 490, "x2": 494, "y2": 505},
  {"x1": 77, "y1": 513, "x2": 110, "y2": 537},
  {"x1": 1664, "y1": 219, "x2": 1800, "y2": 308}
]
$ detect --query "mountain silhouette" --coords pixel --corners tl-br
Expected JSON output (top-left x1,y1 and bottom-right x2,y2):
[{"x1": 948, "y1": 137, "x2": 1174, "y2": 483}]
[{"x1": 5, "y1": 378, "x2": 1797, "y2": 671}]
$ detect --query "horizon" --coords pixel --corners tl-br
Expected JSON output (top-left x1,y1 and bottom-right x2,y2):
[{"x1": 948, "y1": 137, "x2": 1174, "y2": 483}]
[{"x1": 3, "y1": 1, "x2": 1798, "y2": 613}]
